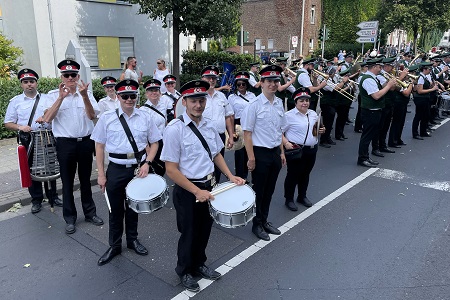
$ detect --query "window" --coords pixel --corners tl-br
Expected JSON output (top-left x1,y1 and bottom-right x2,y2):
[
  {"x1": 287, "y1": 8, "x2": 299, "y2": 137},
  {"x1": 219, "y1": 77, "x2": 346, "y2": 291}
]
[
  {"x1": 310, "y1": 5, "x2": 316, "y2": 24},
  {"x1": 268, "y1": 39, "x2": 274, "y2": 50},
  {"x1": 309, "y1": 38, "x2": 314, "y2": 50},
  {"x1": 255, "y1": 38, "x2": 261, "y2": 50},
  {"x1": 79, "y1": 36, "x2": 134, "y2": 69}
]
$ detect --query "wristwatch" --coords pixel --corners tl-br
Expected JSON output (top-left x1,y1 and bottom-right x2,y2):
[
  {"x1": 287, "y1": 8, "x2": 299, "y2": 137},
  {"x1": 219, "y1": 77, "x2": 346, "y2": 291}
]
[{"x1": 140, "y1": 160, "x2": 152, "y2": 167}]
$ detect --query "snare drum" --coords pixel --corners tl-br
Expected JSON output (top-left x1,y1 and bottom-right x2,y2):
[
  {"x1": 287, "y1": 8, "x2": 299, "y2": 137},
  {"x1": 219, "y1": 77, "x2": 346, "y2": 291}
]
[
  {"x1": 125, "y1": 174, "x2": 169, "y2": 214},
  {"x1": 439, "y1": 92, "x2": 450, "y2": 111},
  {"x1": 209, "y1": 182, "x2": 256, "y2": 228}
]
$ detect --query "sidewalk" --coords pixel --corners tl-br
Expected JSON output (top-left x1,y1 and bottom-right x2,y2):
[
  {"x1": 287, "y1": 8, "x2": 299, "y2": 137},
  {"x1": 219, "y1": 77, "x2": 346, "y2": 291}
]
[{"x1": 0, "y1": 137, "x2": 98, "y2": 212}]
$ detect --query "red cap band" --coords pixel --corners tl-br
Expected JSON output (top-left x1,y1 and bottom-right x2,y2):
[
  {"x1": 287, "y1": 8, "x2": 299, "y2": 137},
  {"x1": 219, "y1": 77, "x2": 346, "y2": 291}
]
[
  {"x1": 117, "y1": 85, "x2": 138, "y2": 92},
  {"x1": 181, "y1": 87, "x2": 208, "y2": 95}
]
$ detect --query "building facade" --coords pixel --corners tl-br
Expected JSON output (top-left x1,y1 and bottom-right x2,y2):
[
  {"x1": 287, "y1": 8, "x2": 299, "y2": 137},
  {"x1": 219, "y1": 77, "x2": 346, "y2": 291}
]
[
  {"x1": 0, "y1": 0, "x2": 200, "y2": 79},
  {"x1": 236, "y1": 0, "x2": 322, "y2": 59}
]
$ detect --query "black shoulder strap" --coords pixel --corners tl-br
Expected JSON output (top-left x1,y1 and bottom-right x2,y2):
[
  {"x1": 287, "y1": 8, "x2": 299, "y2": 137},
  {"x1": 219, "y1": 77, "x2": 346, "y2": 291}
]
[
  {"x1": 115, "y1": 109, "x2": 142, "y2": 164},
  {"x1": 238, "y1": 94, "x2": 249, "y2": 102},
  {"x1": 164, "y1": 92, "x2": 179, "y2": 102},
  {"x1": 28, "y1": 94, "x2": 41, "y2": 127},
  {"x1": 143, "y1": 104, "x2": 166, "y2": 120},
  {"x1": 178, "y1": 115, "x2": 212, "y2": 161}
]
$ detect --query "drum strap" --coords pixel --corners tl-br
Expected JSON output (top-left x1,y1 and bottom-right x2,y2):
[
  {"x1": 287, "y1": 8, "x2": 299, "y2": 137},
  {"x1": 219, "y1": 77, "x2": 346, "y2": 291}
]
[
  {"x1": 143, "y1": 104, "x2": 166, "y2": 120},
  {"x1": 28, "y1": 94, "x2": 41, "y2": 127},
  {"x1": 178, "y1": 115, "x2": 212, "y2": 161},
  {"x1": 115, "y1": 109, "x2": 143, "y2": 164}
]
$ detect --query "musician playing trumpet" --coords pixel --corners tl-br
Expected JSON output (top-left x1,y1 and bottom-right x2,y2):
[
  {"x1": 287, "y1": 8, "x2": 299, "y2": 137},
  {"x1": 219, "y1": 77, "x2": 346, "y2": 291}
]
[{"x1": 293, "y1": 58, "x2": 327, "y2": 111}]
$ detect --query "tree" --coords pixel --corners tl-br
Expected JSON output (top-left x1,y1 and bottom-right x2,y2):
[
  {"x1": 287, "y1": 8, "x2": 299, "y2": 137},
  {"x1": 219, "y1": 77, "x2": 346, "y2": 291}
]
[
  {"x1": 377, "y1": 0, "x2": 450, "y2": 53},
  {"x1": 127, "y1": 0, "x2": 243, "y2": 88},
  {"x1": 0, "y1": 32, "x2": 23, "y2": 78}
]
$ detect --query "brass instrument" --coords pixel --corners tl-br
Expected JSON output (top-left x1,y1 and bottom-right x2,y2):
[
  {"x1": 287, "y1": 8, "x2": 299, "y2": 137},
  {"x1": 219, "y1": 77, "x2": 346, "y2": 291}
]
[
  {"x1": 284, "y1": 67, "x2": 297, "y2": 78},
  {"x1": 406, "y1": 74, "x2": 418, "y2": 82},
  {"x1": 382, "y1": 72, "x2": 410, "y2": 89},
  {"x1": 311, "y1": 69, "x2": 329, "y2": 80},
  {"x1": 409, "y1": 53, "x2": 421, "y2": 66},
  {"x1": 311, "y1": 70, "x2": 355, "y2": 101}
]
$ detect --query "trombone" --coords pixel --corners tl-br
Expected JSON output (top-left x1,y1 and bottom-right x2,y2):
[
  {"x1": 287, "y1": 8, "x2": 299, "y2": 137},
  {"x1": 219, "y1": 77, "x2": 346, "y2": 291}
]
[
  {"x1": 381, "y1": 72, "x2": 410, "y2": 89},
  {"x1": 311, "y1": 69, "x2": 355, "y2": 101}
]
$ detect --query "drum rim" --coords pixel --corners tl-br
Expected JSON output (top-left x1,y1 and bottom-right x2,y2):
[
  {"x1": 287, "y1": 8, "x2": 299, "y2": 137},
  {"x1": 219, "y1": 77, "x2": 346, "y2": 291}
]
[
  {"x1": 209, "y1": 182, "x2": 255, "y2": 213},
  {"x1": 125, "y1": 174, "x2": 167, "y2": 200}
]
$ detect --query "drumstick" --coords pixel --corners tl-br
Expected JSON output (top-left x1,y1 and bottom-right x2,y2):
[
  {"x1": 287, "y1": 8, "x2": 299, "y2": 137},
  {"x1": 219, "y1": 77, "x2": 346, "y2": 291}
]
[
  {"x1": 195, "y1": 182, "x2": 237, "y2": 202},
  {"x1": 104, "y1": 191, "x2": 112, "y2": 213}
]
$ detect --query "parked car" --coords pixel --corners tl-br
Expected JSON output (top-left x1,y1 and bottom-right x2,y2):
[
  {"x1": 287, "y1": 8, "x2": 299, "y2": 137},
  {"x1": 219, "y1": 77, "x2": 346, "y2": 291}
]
[
  {"x1": 259, "y1": 51, "x2": 270, "y2": 64},
  {"x1": 269, "y1": 51, "x2": 290, "y2": 60}
]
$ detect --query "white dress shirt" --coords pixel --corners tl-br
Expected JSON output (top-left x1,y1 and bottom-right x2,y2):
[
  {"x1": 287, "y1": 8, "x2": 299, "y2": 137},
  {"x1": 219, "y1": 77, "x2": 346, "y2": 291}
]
[
  {"x1": 241, "y1": 93, "x2": 285, "y2": 148},
  {"x1": 45, "y1": 89, "x2": 100, "y2": 138},
  {"x1": 98, "y1": 95, "x2": 119, "y2": 117},
  {"x1": 204, "y1": 90, "x2": 234, "y2": 134},
  {"x1": 4, "y1": 92, "x2": 52, "y2": 130},
  {"x1": 361, "y1": 71, "x2": 380, "y2": 95},
  {"x1": 139, "y1": 99, "x2": 171, "y2": 135},
  {"x1": 283, "y1": 109, "x2": 319, "y2": 146},
  {"x1": 91, "y1": 106, "x2": 161, "y2": 165},
  {"x1": 227, "y1": 91, "x2": 256, "y2": 120},
  {"x1": 160, "y1": 112, "x2": 224, "y2": 179},
  {"x1": 296, "y1": 68, "x2": 313, "y2": 88}
]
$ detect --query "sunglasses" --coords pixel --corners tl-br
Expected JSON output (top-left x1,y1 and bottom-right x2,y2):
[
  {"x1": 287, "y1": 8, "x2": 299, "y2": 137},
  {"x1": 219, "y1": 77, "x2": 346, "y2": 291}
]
[
  {"x1": 22, "y1": 80, "x2": 36, "y2": 84},
  {"x1": 236, "y1": 83, "x2": 247, "y2": 87},
  {"x1": 157, "y1": 62, "x2": 162, "y2": 64},
  {"x1": 63, "y1": 73, "x2": 78, "y2": 78},
  {"x1": 121, "y1": 94, "x2": 137, "y2": 100}
]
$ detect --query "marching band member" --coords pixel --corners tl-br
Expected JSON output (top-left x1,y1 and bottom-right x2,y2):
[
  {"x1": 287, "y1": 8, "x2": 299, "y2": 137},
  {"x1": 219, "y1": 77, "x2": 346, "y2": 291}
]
[
  {"x1": 44, "y1": 60, "x2": 103, "y2": 234},
  {"x1": 412, "y1": 62, "x2": 439, "y2": 139},
  {"x1": 161, "y1": 80, "x2": 244, "y2": 292},
  {"x1": 97, "y1": 76, "x2": 119, "y2": 117},
  {"x1": 201, "y1": 65, "x2": 235, "y2": 182},
  {"x1": 318, "y1": 67, "x2": 339, "y2": 147},
  {"x1": 139, "y1": 79, "x2": 171, "y2": 176},
  {"x1": 354, "y1": 62, "x2": 368, "y2": 133},
  {"x1": 227, "y1": 71, "x2": 256, "y2": 181},
  {"x1": 275, "y1": 57, "x2": 297, "y2": 106},
  {"x1": 4, "y1": 68, "x2": 62, "y2": 213},
  {"x1": 293, "y1": 58, "x2": 327, "y2": 111},
  {"x1": 334, "y1": 68, "x2": 354, "y2": 140},
  {"x1": 282, "y1": 87, "x2": 324, "y2": 211},
  {"x1": 92, "y1": 79, "x2": 160, "y2": 266},
  {"x1": 242, "y1": 65, "x2": 286, "y2": 241},
  {"x1": 160, "y1": 74, "x2": 181, "y2": 122},
  {"x1": 248, "y1": 62, "x2": 262, "y2": 96},
  {"x1": 357, "y1": 58, "x2": 396, "y2": 168}
]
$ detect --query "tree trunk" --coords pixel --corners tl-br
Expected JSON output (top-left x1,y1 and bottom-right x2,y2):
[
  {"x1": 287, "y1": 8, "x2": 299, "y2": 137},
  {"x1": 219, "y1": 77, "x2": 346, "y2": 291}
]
[
  {"x1": 173, "y1": 17, "x2": 180, "y2": 90},
  {"x1": 412, "y1": 25, "x2": 418, "y2": 55}
]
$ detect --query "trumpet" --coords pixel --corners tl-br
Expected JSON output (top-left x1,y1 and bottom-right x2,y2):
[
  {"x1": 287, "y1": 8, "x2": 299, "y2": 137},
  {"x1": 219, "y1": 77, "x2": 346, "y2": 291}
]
[
  {"x1": 406, "y1": 74, "x2": 418, "y2": 81},
  {"x1": 311, "y1": 69, "x2": 329, "y2": 80},
  {"x1": 283, "y1": 67, "x2": 297, "y2": 78},
  {"x1": 382, "y1": 72, "x2": 410, "y2": 89},
  {"x1": 312, "y1": 71, "x2": 355, "y2": 101}
]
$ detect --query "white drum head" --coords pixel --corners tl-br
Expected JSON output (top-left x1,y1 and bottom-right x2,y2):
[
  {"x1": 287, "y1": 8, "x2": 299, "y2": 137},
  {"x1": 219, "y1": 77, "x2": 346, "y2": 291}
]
[
  {"x1": 210, "y1": 183, "x2": 255, "y2": 213},
  {"x1": 126, "y1": 174, "x2": 166, "y2": 200}
]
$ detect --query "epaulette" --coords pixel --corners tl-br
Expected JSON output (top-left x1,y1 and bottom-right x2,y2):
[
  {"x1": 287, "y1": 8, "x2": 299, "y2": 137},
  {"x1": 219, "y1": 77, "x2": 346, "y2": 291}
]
[{"x1": 166, "y1": 118, "x2": 181, "y2": 126}]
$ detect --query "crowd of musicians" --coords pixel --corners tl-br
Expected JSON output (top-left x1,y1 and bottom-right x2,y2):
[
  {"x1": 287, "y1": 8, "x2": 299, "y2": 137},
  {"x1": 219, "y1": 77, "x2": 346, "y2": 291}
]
[{"x1": 3, "y1": 50, "x2": 450, "y2": 292}]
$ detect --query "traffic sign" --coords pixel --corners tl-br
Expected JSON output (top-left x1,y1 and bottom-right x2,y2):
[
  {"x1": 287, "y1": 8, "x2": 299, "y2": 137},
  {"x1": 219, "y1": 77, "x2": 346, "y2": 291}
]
[
  {"x1": 292, "y1": 36, "x2": 298, "y2": 48},
  {"x1": 357, "y1": 29, "x2": 377, "y2": 37},
  {"x1": 356, "y1": 37, "x2": 376, "y2": 43},
  {"x1": 357, "y1": 21, "x2": 379, "y2": 30}
]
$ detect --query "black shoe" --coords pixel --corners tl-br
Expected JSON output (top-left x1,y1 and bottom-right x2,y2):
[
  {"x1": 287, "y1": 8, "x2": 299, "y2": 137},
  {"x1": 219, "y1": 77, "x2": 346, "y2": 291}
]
[
  {"x1": 52, "y1": 197, "x2": 63, "y2": 207},
  {"x1": 65, "y1": 223, "x2": 76, "y2": 234},
  {"x1": 263, "y1": 222, "x2": 281, "y2": 235},
  {"x1": 380, "y1": 147, "x2": 395, "y2": 153},
  {"x1": 420, "y1": 133, "x2": 432, "y2": 137},
  {"x1": 371, "y1": 150, "x2": 385, "y2": 157},
  {"x1": 297, "y1": 196, "x2": 313, "y2": 207},
  {"x1": 354, "y1": 129, "x2": 363, "y2": 133},
  {"x1": 285, "y1": 200, "x2": 298, "y2": 211},
  {"x1": 398, "y1": 141, "x2": 407, "y2": 146},
  {"x1": 413, "y1": 135, "x2": 424, "y2": 140},
  {"x1": 367, "y1": 158, "x2": 379, "y2": 165},
  {"x1": 347, "y1": 119, "x2": 353, "y2": 123},
  {"x1": 179, "y1": 274, "x2": 200, "y2": 292},
  {"x1": 252, "y1": 225, "x2": 270, "y2": 241},
  {"x1": 31, "y1": 203, "x2": 42, "y2": 214},
  {"x1": 430, "y1": 120, "x2": 440, "y2": 125},
  {"x1": 85, "y1": 215, "x2": 104, "y2": 226},
  {"x1": 327, "y1": 138, "x2": 336, "y2": 145},
  {"x1": 194, "y1": 265, "x2": 221, "y2": 280},
  {"x1": 342, "y1": 135, "x2": 348, "y2": 139},
  {"x1": 335, "y1": 136, "x2": 345, "y2": 141},
  {"x1": 357, "y1": 160, "x2": 377, "y2": 168},
  {"x1": 388, "y1": 144, "x2": 401, "y2": 148},
  {"x1": 97, "y1": 247, "x2": 121, "y2": 266},
  {"x1": 127, "y1": 240, "x2": 148, "y2": 256},
  {"x1": 319, "y1": 143, "x2": 331, "y2": 148}
]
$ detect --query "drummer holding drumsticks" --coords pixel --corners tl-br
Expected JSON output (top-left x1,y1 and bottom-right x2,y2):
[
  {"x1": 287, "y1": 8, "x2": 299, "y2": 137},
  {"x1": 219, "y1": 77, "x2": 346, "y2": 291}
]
[
  {"x1": 91, "y1": 79, "x2": 161, "y2": 266},
  {"x1": 161, "y1": 80, "x2": 244, "y2": 293}
]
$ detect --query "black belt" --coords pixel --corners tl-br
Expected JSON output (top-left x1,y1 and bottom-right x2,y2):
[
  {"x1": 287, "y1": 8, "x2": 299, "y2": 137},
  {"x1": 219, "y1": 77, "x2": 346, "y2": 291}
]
[
  {"x1": 109, "y1": 149, "x2": 146, "y2": 159},
  {"x1": 109, "y1": 161, "x2": 138, "y2": 169},
  {"x1": 187, "y1": 173, "x2": 215, "y2": 188},
  {"x1": 254, "y1": 145, "x2": 279, "y2": 152},
  {"x1": 190, "y1": 179, "x2": 214, "y2": 189},
  {"x1": 57, "y1": 135, "x2": 91, "y2": 142}
]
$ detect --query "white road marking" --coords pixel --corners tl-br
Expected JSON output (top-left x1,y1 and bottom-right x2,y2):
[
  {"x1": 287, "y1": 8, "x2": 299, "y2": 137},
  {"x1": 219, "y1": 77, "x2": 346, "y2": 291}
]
[
  {"x1": 374, "y1": 168, "x2": 450, "y2": 192},
  {"x1": 170, "y1": 168, "x2": 379, "y2": 299},
  {"x1": 431, "y1": 117, "x2": 450, "y2": 130}
]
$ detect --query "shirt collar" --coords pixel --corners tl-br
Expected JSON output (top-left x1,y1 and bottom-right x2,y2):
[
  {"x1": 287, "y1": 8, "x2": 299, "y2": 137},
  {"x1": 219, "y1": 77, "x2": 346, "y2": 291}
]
[
  {"x1": 22, "y1": 92, "x2": 39, "y2": 100},
  {"x1": 117, "y1": 105, "x2": 138, "y2": 118},
  {"x1": 260, "y1": 92, "x2": 279, "y2": 105},
  {"x1": 181, "y1": 111, "x2": 206, "y2": 127}
]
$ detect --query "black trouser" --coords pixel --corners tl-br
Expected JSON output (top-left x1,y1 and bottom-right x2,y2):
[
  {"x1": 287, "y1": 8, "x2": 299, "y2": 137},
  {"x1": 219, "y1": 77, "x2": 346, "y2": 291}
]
[
  {"x1": 284, "y1": 145, "x2": 318, "y2": 201},
  {"x1": 354, "y1": 95, "x2": 363, "y2": 131},
  {"x1": 152, "y1": 139, "x2": 166, "y2": 177},
  {"x1": 252, "y1": 146, "x2": 282, "y2": 227},
  {"x1": 105, "y1": 162, "x2": 138, "y2": 248},
  {"x1": 335, "y1": 104, "x2": 350, "y2": 138},
  {"x1": 377, "y1": 106, "x2": 393, "y2": 150},
  {"x1": 214, "y1": 133, "x2": 226, "y2": 182},
  {"x1": 309, "y1": 99, "x2": 318, "y2": 112},
  {"x1": 173, "y1": 182, "x2": 213, "y2": 276},
  {"x1": 56, "y1": 137, "x2": 96, "y2": 224},
  {"x1": 29, "y1": 180, "x2": 58, "y2": 205},
  {"x1": 319, "y1": 103, "x2": 336, "y2": 143},
  {"x1": 234, "y1": 146, "x2": 248, "y2": 180},
  {"x1": 358, "y1": 109, "x2": 382, "y2": 162},
  {"x1": 412, "y1": 97, "x2": 430, "y2": 136},
  {"x1": 389, "y1": 101, "x2": 408, "y2": 145}
]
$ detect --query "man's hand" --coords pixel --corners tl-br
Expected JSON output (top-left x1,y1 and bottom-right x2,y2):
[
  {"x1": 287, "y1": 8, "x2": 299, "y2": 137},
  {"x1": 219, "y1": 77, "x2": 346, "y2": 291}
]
[
  {"x1": 98, "y1": 175, "x2": 107, "y2": 193},
  {"x1": 58, "y1": 83, "x2": 70, "y2": 99},
  {"x1": 78, "y1": 80, "x2": 90, "y2": 98}
]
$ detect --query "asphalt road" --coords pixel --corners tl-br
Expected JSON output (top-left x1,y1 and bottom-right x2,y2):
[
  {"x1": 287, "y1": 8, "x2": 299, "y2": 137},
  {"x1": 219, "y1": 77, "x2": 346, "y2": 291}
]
[{"x1": 1, "y1": 107, "x2": 449, "y2": 300}]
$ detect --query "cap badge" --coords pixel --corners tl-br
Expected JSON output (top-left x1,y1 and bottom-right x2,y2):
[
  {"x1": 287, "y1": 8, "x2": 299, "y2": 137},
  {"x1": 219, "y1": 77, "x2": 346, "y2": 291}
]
[
  {"x1": 194, "y1": 87, "x2": 203, "y2": 92},
  {"x1": 66, "y1": 65, "x2": 73, "y2": 70},
  {"x1": 125, "y1": 86, "x2": 132, "y2": 90}
]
